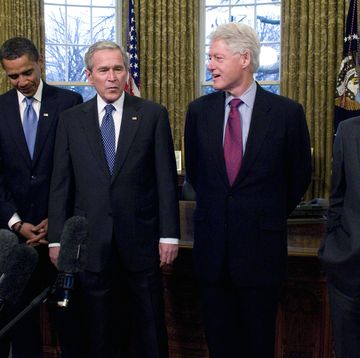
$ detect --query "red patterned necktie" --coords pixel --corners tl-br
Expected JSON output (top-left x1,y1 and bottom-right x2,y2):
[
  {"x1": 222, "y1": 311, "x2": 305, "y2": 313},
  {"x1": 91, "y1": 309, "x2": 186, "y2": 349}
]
[{"x1": 224, "y1": 98, "x2": 243, "y2": 186}]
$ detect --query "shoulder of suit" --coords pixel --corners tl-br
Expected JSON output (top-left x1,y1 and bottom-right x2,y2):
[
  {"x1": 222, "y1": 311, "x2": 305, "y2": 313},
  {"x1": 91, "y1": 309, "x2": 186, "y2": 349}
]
[
  {"x1": 338, "y1": 115, "x2": 360, "y2": 132},
  {"x1": 255, "y1": 86, "x2": 302, "y2": 108},
  {"x1": 0, "y1": 87, "x2": 17, "y2": 102},
  {"x1": 125, "y1": 94, "x2": 166, "y2": 112},
  {"x1": 188, "y1": 90, "x2": 224, "y2": 108},
  {"x1": 43, "y1": 82, "x2": 83, "y2": 101}
]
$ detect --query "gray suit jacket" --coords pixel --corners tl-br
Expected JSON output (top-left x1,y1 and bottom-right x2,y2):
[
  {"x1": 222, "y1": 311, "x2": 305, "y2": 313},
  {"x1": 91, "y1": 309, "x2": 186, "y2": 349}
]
[{"x1": 319, "y1": 116, "x2": 360, "y2": 295}]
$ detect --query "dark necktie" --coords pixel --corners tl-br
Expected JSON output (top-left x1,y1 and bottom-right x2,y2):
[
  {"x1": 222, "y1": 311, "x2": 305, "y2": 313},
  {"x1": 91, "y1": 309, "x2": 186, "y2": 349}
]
[
  {"x1": 23, "y1": 97, "x2": 38, "y2": 159},
  {"x1": 100, "y1": 104, "x2": 116, "y2": 175},
  {"x1": 224, "y1": 98, "x2": 243, "y2": 186}
]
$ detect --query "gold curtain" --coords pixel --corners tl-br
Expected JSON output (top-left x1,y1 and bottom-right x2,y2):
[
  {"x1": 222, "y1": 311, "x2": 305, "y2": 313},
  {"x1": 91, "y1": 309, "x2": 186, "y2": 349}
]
[
  {"x1": 281, "y1": 0, "x2": 347, "y2": 199},
  {"x1": 126, "y1": 0, "x2": 199, "y2": 151},
  {"x1": 0, "y1": 0, "x2": 44, "y2": 94}
]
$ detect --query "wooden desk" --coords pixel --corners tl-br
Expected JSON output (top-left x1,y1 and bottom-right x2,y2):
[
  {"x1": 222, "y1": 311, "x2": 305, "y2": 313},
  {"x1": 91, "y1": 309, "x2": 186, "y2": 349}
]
[{"x1": 162, "y1": 201, "x2": 333, "y2": 358}]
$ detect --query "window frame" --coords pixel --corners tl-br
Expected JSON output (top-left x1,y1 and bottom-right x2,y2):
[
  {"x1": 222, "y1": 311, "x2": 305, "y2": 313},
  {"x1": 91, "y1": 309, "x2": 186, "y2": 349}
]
[
  {"x1": 200, "y1": 0, "x2": 281, "y2": 95},
  {"x1": 44, "y1": 0, "x2": 122, "y2": 94}
]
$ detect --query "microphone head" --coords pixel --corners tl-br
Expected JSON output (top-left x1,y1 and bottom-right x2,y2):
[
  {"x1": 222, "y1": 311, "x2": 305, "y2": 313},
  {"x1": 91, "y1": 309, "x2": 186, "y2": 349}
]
[
  {"x1": 58, "y1": 216, "x2": 88, "y2": 273},
  {"x1": 0, "y1": 244, "x2": 38, "y2": 304},
  {"x1": 0, "y1": 230, "x2": 19, "y2": 273}
]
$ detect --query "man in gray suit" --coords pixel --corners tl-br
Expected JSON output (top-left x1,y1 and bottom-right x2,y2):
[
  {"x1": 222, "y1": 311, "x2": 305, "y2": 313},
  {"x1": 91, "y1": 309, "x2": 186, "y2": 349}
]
[{"x1": 319, "y1": 117, "x2": 360, "y2": 358}]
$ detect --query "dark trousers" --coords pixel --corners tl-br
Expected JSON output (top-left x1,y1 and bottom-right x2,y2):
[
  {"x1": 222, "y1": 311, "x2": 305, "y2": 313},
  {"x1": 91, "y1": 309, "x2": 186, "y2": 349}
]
[
  {"x1": 0, "y1": 304, "x2": 41, "y2": 358},
  {"x1": 199, "y1": 276, "x2": 280, "y2": 358},
  {"x1": 328, "y1": 283, "x2": 360, "y2": 358},
  {"x1": 57, "y1": 249, "x2": 168, "y2": 358}
]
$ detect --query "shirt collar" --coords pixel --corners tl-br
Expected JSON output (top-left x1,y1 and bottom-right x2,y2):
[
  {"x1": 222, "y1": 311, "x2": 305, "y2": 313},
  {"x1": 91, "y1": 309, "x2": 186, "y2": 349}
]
[
  {"x1": 97, "y1": 91, "x2": 125, "y2": 114},
  {"x1": 17, "y1": 79, "x2": 43, "y2": 105},
  {"x1": 225, "y1": 80, "x2": 257, "y2": 108}
]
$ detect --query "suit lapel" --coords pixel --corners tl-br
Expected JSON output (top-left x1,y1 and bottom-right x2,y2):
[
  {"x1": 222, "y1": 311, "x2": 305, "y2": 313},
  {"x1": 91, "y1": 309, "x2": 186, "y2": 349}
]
[
  {"x1": 32, "y1": 83, "x2": 58, "y2": 165},
  {"x1": 112, "y1": 94, "x2": 141, "y2": 180},
  {"x1": 206, "y1": 92, "x2": 229, "y2": 187},
  {"x1": 6, "y1": 90, "x2": 32, "y2": 166},
  {"x1": 234, "y1": 85, "x2": 272, "y2": 185}
]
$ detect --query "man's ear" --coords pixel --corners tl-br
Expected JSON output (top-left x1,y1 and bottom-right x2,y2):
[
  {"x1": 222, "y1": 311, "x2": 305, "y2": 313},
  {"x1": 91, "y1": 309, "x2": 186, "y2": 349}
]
[
  {"x1": 38, "y1": 54, "x2": 44, "y2": 67},
  {"x1": 85, "y1": 68, "x2": 93, "y2": 84},
  {"x1": 240, "y1": 51, "x2": 251, "y2": 69}
]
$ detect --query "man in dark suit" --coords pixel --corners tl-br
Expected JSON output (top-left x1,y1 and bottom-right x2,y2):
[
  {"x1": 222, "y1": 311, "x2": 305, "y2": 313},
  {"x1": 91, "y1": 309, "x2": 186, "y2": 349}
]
[
  {"x1": 318, "y1": 117, "x2": 360, "y2": 358},
  {"x1": 47, "y1": 40, "x2": 180, "y2": 357},
  {"x1": 185, "y1": 23, "x2": 312, "y2": 358},
  {"x1": 0, "y1": 37, "x2": 82, "y2": 357}
]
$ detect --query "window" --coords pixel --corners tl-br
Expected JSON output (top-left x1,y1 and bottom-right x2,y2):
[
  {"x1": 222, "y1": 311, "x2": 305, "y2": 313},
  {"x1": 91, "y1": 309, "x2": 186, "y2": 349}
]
[
  {"x1": 44, "y1": 0, "x2": 120, "y2": 100},
  {"x1": 201, "y1": 0, "x2": 281, "y2": 95}
]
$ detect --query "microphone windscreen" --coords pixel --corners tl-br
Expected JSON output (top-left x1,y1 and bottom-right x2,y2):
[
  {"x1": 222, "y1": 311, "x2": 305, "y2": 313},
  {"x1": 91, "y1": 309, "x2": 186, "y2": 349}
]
[
  {"x1": 0, "y1": 244, "x2": 38, "y2": 304},
  {"x1": 58, "y1": 216, "x2": 88, "y2": 273},
  {"x1": 0, "y1": 230, "x2": 19, "y2": 273}
]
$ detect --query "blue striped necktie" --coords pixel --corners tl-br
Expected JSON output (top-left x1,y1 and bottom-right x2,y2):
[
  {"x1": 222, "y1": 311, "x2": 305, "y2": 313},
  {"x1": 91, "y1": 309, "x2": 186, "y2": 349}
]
[
  {"x1": 23, "y1": 97, "x2": 38, "y2": 159},
  {"x1": 100, "y1": 104, "x2": 116, "y2": 174}
]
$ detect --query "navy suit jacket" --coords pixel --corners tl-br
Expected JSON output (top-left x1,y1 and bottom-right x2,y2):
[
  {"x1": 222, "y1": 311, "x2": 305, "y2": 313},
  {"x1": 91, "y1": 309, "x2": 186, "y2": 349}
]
[
  {"x1": 185, "y1": 84, "x2": 312, "y2": 285},
  {"x1": 48, "y1": 94, "x2": 180, "y2": 272},
  {"x1": 0, "y1": 83, "x2": 83, "y2": 232}
]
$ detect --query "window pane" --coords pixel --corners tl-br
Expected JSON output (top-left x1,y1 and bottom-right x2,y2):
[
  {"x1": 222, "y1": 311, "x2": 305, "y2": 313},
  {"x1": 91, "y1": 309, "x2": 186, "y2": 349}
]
[
  {"x1": 256, "y1": 43, "x2": 280, "y2": 81},
  {"x1": 256, "y1": 4, "x2": 280, "y2": 42},
  {"x1": 46, "y1": 0, "x2": 65, "y2": 3},
  {"x1": 92, "y1": 0, "x2": 116, "y2": 5},
  {"x1": 67, "y1": 6, "x2": 91, "y2": 45},
  {"x1": 203, "y1": 0, "x2": 281, "y2": 93},
  {"x1": 204, "y1": 45, "x2": 212, "y2": 82},
  {"x1": 92, "y1": 7, "x2": 116, "y2": 42},
  {"x1": 66, "y1": 46, "x2": 88, "y2": 81},
  {"x1": 231, "y1": 6, "x2": 254, "y2": 27},
  {"x1": 256, "y1": 0, "x2": 280, "y2": 3},
  {"x1": 59, "y1": 85, "x2": 96, "y2": 101},
  {"x1": 232, "y1": 0, "x2": 256, "y2": 4},
  {"x1": 205, "y1": 6, "x2": 230, "y2": 43},
  {"x1": 206, "y1": 0, "x2": 230, "y2": 5},
  {"x1": 46, "y1": 45, "x2": 66, "y2": 81},
  {"x1": 201, "y1": 86, "x2": 217, "y2": 95},
  {"x1": 66, "y1": 0, "x2": 90, "y2": 5},
  {"x1": 45, "y1": 5, "x2": 66, "y2": 45},
  {"x1": 261, "y1": 85, "x2": 280, "y2": 95}
]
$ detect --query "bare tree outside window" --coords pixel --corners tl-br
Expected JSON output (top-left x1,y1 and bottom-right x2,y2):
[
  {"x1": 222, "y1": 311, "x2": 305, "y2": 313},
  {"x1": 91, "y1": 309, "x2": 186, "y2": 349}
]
[
  {"x1": 44, "y1": 1, "x2": 117, "y2": 100},
  {"x1": 203, "y1": 0, "x2": 281, "y2": 95}
]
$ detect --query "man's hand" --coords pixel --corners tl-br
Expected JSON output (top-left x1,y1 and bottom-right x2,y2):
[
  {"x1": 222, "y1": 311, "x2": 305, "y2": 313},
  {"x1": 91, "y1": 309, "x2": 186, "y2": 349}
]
[
  {"x1": 159, "y1": 243, "x2": 178, "y2": 267},
  {"x1": 24, "y1": 218, "x2": 48, "y2": 247},
  {"x1": 49, "y1": 246, "x2": 60, "y2": 269}
]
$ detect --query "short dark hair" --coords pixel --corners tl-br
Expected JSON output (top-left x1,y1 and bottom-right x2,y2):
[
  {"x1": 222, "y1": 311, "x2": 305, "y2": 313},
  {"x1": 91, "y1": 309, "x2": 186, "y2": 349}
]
[{"x1": 0, "y1": 37, "x2": 39, "y2": 66}]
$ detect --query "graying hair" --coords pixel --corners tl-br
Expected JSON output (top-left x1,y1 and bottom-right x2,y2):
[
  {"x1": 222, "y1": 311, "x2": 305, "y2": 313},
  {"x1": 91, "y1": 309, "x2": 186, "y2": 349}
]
[
  {"x1": 84, "y1": 41, "x2": 129, "y2": 71},
  {"x1": 209, "y1": 23, "x2": 261, "y2": 72}
]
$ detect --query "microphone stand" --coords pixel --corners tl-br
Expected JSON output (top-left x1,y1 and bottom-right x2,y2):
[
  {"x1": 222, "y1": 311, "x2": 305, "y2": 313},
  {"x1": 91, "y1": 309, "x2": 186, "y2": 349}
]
[{"x1": 0, "y1": 286, "x2": 53, "y2": 338}]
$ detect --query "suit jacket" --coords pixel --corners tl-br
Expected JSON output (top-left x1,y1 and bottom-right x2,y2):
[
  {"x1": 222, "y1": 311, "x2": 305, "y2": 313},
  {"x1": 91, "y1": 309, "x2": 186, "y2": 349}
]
[
  {"x1": 0, "y1": 83, "x2": 83, "y2": 231},
  {"x1": 48, "y1": 94, "x2": 180, "y2": 273},
  {"x1": 318, "y1": 116, "x2": 360, "y2": 295},
  {"x1": 185, "y1": 84, "x2": 312, "y2": 286}
]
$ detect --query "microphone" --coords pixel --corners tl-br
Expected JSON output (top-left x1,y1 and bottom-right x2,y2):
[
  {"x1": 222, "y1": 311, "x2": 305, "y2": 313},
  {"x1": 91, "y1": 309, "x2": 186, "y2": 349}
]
[
  {"x1": 55, "y1": 216, "x2": 88, "y2": 308},
  {"x1": 0, "y1": 244, "x2": 38, "y2": 310},
  {"x1": 0, "y1": 229, "x2": 19, "y2": 273}
]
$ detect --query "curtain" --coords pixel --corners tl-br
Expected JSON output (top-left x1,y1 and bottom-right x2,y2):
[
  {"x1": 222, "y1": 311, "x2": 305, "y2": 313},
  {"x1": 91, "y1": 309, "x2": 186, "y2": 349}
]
[
  {"x1": 126, "y1": 0, "x2": 199, "y2": 151},
  {"x1": 0, "y1": 0, "x2": 44, "y2": 94},
  {"x1": 281, "y1": 0, "x2": 347, "y2": 199}
]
